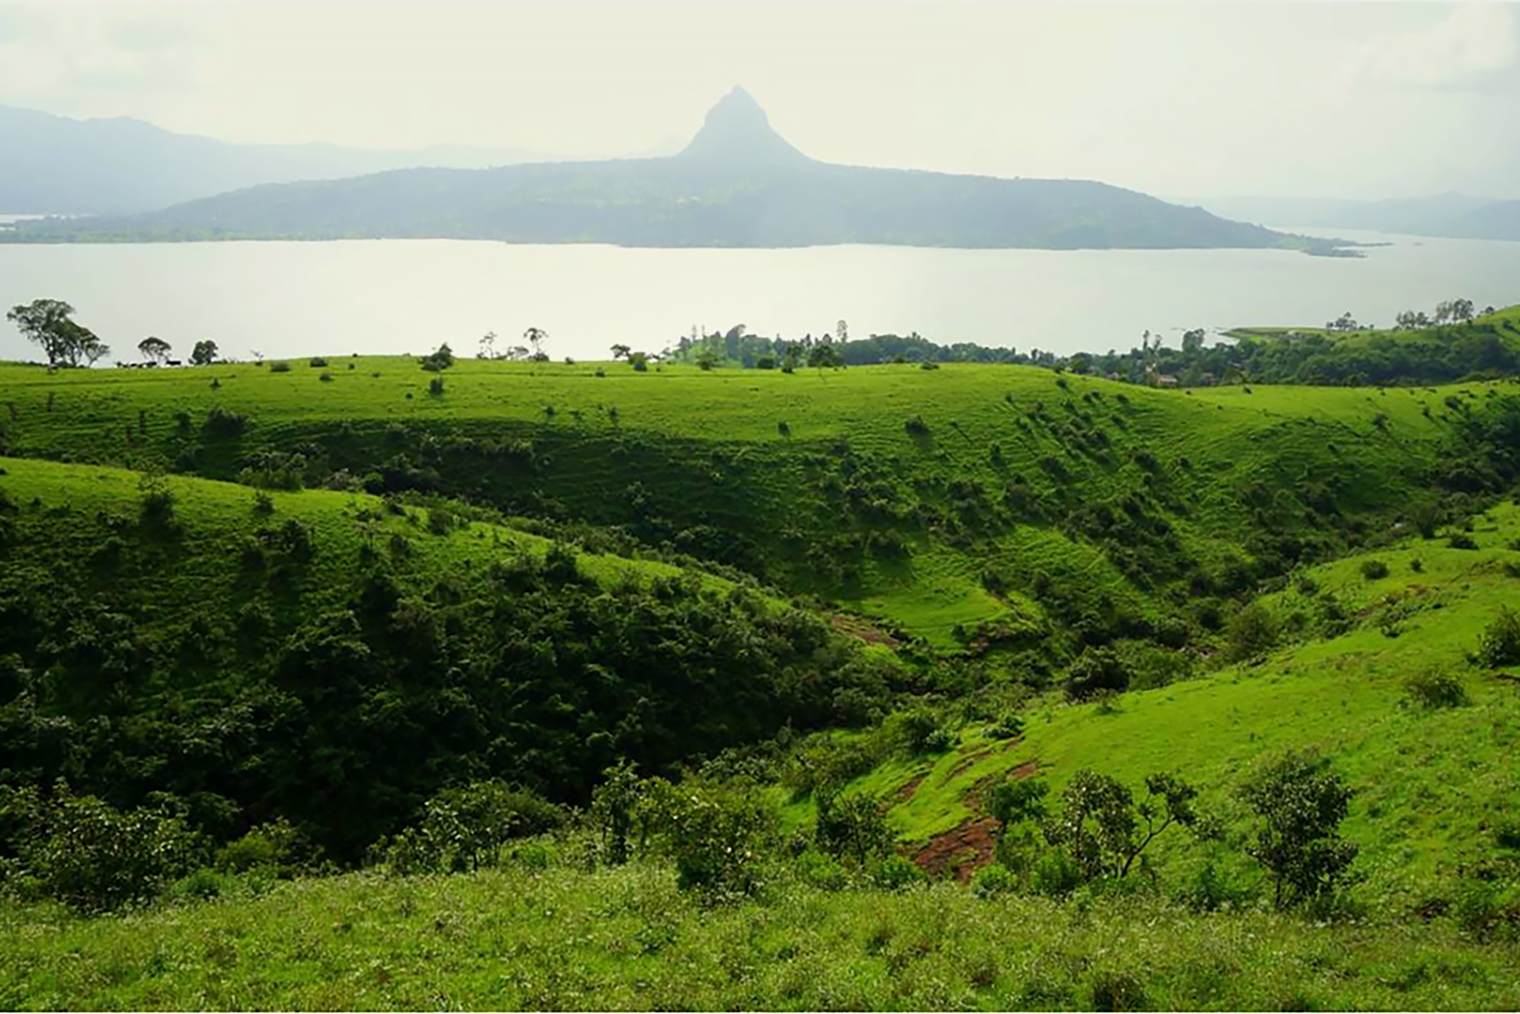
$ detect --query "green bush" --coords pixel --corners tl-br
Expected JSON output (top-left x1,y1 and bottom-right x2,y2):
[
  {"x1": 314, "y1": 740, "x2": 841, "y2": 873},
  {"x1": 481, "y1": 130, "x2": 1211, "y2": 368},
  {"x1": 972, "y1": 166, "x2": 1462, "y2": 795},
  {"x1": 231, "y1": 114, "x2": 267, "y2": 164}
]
[
  {"x1": 972, "y1": 862, "x2": 1017, "y2": 898},
  {"x1": 214, "y1": 817, "x2": 307, "y2": 875},
  {"x1": 0, "y1": 784, "x2": 204, "y2": 911},
  {"x1": 428, "y1": 376, "x2": 446, "y2": 396},
  {"x1": 1448, "y1": 533, "x2": 1479, "y2": 550},
  {"x1": 793, "y1": 849, "x2": 849, "y2": 891},
  {"x1": 645, "y1": 780, "x2": 776, "y2": 896},
  {"x1": 381, "y1": 781, "x2": 564, "y2": 874},
  {"x1": 1477, "y1": 606, "x2": 1520, "y2": 668},
  {"x1": 268, "y1": 361, "x2": 292, "y2": 373},
  {"x1": 815, "y1": 791, "x2": 893, "y2": 866},
  {"x1": 308, "y1": 356, "x2": 328, "y2": 368},
  {"x1": 865, "y1": 854, "x2": 925, "y2": 890},
  {"x1": 1360, "y1": 559, "x2": 1390, "y2": 580},
  {"x1": 1403, "y1": 668, "x2": 1468, "y2": 710},
  {"x1": 1064, "y1": 647, "x2": 1131, "y2": 701},
  {"x1": 1226, "y1": 603, "x2": 1279, "y2": 662}
]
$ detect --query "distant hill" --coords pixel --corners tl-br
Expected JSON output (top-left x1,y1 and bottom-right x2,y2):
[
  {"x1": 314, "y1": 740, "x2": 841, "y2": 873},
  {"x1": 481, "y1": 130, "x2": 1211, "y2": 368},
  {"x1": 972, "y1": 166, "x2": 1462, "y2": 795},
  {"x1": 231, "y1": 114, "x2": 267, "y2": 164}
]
[
  {"x1": 1199, "y1": 191, "x2": 1520, "y2": 241},
  {"x1": 3, "y1": 88, "x2": 1320, "y2": 251},
  {"x1": 0, "y1": 103, "x2": 552, "y2": 215}
]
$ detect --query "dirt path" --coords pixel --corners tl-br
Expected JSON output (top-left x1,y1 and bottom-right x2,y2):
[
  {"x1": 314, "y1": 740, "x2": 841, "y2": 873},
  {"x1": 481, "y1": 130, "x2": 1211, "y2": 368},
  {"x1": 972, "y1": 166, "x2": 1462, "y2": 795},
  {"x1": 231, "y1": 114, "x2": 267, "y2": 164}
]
[{"x1": 909, "y1": 758, "x2": 1040, "y2": 881}]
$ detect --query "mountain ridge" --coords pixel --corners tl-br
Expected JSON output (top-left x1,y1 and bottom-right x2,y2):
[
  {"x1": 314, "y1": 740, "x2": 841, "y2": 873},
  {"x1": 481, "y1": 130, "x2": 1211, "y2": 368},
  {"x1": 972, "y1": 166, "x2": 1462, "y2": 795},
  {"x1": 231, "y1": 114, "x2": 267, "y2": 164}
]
[{"x1": 4, "y1": 89, "x2": 1320, "y2": 252}]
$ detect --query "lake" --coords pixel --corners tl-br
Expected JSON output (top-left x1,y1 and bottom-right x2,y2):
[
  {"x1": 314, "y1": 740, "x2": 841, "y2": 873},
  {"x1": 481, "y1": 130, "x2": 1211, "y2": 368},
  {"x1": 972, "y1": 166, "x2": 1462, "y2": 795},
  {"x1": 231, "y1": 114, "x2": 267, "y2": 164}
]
[{"x1": 2, "y1": 229, "x2": 1518, "y2": 364}]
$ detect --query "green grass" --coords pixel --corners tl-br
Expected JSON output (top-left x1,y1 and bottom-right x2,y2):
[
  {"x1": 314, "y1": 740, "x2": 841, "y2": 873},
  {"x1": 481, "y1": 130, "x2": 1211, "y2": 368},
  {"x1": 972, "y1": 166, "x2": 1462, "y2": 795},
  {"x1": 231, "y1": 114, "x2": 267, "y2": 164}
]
[
  {"x1": 0, "y1": 356, "x2": 1481, "y2": 647},
  {"x1": 848, "y1": 500, "x2": 1520, "y2": 910},
  {"x1": 3, "y1": 863, "x2": 1518, "y2": 1011}
]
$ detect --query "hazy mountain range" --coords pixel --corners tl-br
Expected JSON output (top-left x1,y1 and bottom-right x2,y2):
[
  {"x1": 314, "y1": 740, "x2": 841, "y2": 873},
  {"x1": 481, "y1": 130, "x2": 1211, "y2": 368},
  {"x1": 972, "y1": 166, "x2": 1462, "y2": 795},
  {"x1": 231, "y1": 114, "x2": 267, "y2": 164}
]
[
  {"x1": 0, "y1": 103, "x2": 646, "y2": 215},
  {"x1": 2, "y1": 89, "x2": 1316, "y2": 252},
  {"x1": 1197, "y1": 192, "x2": 1520, "y2": 242}
]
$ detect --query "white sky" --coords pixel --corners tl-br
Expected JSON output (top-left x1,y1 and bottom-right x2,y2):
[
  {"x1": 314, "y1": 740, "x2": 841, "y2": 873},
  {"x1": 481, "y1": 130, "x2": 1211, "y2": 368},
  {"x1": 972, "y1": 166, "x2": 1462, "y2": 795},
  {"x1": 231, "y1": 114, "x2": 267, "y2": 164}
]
[{"x1": 1, "y1": 0, "x2": 1518, "y2": 200}]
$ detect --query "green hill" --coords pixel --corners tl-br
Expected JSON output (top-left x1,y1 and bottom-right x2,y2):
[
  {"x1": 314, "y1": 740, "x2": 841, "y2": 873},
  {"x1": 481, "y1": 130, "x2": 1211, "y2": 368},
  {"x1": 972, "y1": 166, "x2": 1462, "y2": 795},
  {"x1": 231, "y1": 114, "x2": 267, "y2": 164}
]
[
  {"x1": 0, "y1": 456, "x2": 890, "y2": 860},
  {"x1": 0, "y1": 355, "x2": 1510, "y2": 654}
]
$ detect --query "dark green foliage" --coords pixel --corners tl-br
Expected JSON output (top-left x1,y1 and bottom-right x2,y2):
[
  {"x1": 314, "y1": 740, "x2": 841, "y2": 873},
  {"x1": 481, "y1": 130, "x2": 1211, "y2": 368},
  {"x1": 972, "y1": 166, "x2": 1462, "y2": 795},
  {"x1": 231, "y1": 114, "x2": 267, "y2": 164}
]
[
  {"x1": 1360, "y1": 559, "x2": 1389, "y2": 580},
  {"x1": 886, "y1": 707, "x2": 953, "y2": 756},
  {"x1": 1448, "y1": 533, "x2": 1478, "y2": 550},
  {"x1": 204, "y1": 406, "x2": 249, "y2": 438},
  {"x1": 1476, "y1": 606, "x2": 1520, "y2": 668},
  {"x1": 814, "y1": 790, "x2": 892, "y2": 866},
  {"x1": 418, "y1": 343, "x2": 454, "y2": 373},
  {"x1": 590, "y1": 760, "x2": 643, "y2": 866},
  {"x1": 268, "y1": 361, "x2": 291, "y2": 373},
  {"x1": 309, "y1": 357, "x2": 328, "y2": 368},
  {"x1": 428, "y1": 376, "x2": 445, "y2": 396},
  {"x1": 0, "y1": 783, "x2": 204, "y2": 911},
  {"x1": 904, "y1": 415, "x2": 930, "y2": 436},
  {"x1": 1226, "y1": 603, "x2": 1279, "y2": 662},
  {"x1": 1238, "y1": 751, "x2": 1357, "y2": 909},
  {"x1": 213, "y1": 817, "x2": 308, "y2": 875},
  {"x1": 1402, "y1": 668, "x2": 1468, "y2": 710},
  {"x1": 1065, "y1": 646, "x2": 1130, "y2": 701}
]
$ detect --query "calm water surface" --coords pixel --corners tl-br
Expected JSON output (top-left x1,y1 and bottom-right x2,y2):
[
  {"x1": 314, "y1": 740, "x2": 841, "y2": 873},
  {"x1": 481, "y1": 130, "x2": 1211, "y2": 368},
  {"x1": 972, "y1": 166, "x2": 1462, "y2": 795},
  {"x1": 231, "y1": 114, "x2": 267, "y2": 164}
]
[{"x1": 1, "y1": 228, "x2": 1518, "y2": 363}]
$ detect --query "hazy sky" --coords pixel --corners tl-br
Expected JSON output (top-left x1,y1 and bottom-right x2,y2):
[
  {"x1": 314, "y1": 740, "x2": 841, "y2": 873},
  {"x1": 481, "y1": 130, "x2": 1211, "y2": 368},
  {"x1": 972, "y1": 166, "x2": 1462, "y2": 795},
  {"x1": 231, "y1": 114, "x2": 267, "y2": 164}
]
[{"x1": 1, "y1": 1, "x2": 1518, "y2": 200}]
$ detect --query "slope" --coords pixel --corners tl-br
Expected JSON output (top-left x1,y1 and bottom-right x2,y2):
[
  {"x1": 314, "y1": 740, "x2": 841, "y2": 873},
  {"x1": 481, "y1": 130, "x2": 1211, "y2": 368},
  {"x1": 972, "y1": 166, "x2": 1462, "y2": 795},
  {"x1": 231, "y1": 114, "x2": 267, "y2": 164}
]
[
  {"x1": 0, "y1": 357, "x2": 1498, "y2": 653},
  {"x1": 848, "y1": 498, "x2": 1520, "y2": 910},
  {"x1": 0, "y1": 456, "x2": 891, "y2": 859}
]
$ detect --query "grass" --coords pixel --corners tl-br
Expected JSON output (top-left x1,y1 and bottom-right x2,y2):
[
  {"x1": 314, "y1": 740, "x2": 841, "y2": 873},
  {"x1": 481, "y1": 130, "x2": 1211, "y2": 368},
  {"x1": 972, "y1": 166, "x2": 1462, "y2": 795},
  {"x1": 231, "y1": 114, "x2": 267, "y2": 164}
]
[
  {"x1": 3, "y1": 863, "x2": 1519, "y2": 1011},
  {"x1": 0, "y1": 356, "x2": 1479, "y2": 647},
  {"x1": 845, "y1": 499, "x2": 1520, "y2": 911}
]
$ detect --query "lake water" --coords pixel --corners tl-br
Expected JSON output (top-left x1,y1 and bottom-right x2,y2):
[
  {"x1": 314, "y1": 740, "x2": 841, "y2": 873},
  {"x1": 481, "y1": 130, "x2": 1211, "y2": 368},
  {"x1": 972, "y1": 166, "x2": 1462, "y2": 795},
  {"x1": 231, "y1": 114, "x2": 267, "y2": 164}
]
[{"x1": 1, "y1": 228, "x2": 1518, "y2": 364}]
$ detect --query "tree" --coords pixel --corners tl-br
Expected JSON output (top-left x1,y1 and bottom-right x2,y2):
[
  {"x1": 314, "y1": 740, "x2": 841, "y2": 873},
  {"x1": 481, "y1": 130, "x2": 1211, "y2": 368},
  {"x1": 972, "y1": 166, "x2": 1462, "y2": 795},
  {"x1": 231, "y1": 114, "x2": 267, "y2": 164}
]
[
  {"x1": 1181, "y1": 328, "x2": 1206, "y2": 354},
  {"x1": 1451, "y1": 297, "x2": 1475, "y2": 324},
  {"x1": 836, "y1": 319, "x2": 849, "y2": 344},
  {"x1": 524, "y1": 327, "x2": 548, "y2": 361},
  {"x1": 610, "y1": 343, "x2": 631, "y2": 361},
  {"x1": 138, "y1": 336, "x2": 171, "y2": 365},
  {"x1": 477, "y1": 331, "x2": 497, "y2": 360},
  {"x1": 190, "y1": 339, "x2": 218, "y2": 365},
  {"x1": 807, "y1": 343, "x2": 843, "y2": 370},
  {"x1": 1238, "y1": 751, "x2": 1356, "y2": 908},
  {"x1": 6, "y1": 298, "x2": 103, "y2": 368},
  {"x1": 694, "y1": 347, "x2": 719, "y2": 371},
  {"x1": 418, "y1": 343, "x2": 454, "y2": 372},
  {"x1": 1042, "y1": 770, "x2": 1203, "y2": 882}
]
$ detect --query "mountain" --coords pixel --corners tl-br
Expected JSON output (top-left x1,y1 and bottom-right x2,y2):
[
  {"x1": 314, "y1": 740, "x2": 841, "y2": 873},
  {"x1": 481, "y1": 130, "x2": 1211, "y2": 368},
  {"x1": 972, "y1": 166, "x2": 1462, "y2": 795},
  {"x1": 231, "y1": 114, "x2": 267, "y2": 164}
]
[
  {"x1": 3, "y1": 88, "x2": 1314, "y2": 251},
  {"x1": 1198, "y1": 191, "x2": 1519, "y2": 240},
  {"x1": 0, "y1": 103, "x2": 551, "y2": 215}
]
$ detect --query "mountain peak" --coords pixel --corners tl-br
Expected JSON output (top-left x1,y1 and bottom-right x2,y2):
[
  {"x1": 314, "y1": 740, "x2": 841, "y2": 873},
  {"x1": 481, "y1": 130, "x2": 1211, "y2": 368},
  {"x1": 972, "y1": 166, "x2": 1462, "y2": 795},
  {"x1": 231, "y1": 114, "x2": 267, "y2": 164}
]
[{"x1": 675, "y1": 87, "x2": 810, "y2": 167}]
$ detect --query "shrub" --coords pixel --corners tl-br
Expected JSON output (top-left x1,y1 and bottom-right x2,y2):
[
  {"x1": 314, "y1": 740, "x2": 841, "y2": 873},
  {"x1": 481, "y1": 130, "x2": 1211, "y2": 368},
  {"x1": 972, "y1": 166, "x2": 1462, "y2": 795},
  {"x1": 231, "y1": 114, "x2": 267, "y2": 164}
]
[
  {"x1": 904, "y1": 415, "x2": 931, "y2": 436},
  {"x1": 1403, "y1": 667, "x2": 1468, "y2": 709},
  {"x1": 919, "y1": 361, "x2": 939, "y2": 371},
  {"x1": 756, "y1": 355, "x2": 777, "y2": 370},
  {"x1": 382, "y1": 781, "x2": 564, "y2": 874},
  {"x1": 204, "y1": 405, "x2": 249, "y2": 438},
  {"x1": 865, "y1": 854, "x2": 924, "y2": 890},
  {"x1": 1226, "y1": 603, "x2": 1279, "y2": 662},
  {"x1": 1064, "y1": 646, "x2": 1131, "y2": 701},
  {"x1": 645, "y1": 780, "x2": 775, "y2": 896},
  {"x1": 428, "y1": 376, "x2": 445, "y2": 396},
  {"x1": 1238, "y1": 750, "x2": 1356, "y2": 909},
  {"x1": 308, "y1": 356, "x2": 328, "y2": 368},
  {"x1": 213, "y1": 817, "x2": 307, "y2": 875},
  {"x1": 1448, "y1": 533, "x2": 1479, "y2": 550},
  {"x1": 268, "y1": 361, "x2": 292, "y2": 373},
  {"x1": 0, "y1": 784, "x2": 204, "y2": 911},
  {"x1": 1477, "y1": 606, "x2": 1520, "y2": 668},
  {"x1": 1359, "y1": 559, "x2": 1389, "y2": 580},
  {"x1": 318, "y1": 371, "x2": 334, "y2": 382},
  {"x1": 418, "y1": 343, "x2": 454, "y2": 372},
  {"x1": 971, "y1": 862, "x2": 1017, "y2": 898},
  {"x1": 814, "y1": 791, "x2": 893, "y2": 866}
]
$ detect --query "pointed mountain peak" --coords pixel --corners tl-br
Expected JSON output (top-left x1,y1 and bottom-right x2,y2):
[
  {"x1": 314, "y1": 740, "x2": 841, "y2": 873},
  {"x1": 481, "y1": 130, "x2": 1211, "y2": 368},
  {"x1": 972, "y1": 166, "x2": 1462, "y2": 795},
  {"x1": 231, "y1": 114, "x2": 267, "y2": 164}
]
[{"x1": 676, "y1": 87, "x2": 810, "y2": 167}]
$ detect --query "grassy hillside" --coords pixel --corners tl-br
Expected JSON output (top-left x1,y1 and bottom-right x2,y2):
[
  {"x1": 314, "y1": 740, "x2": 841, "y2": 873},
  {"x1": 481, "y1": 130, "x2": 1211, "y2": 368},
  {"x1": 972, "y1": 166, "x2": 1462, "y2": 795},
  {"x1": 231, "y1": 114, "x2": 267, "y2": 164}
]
[
  {"x1": 829, "y1": 498, "x2": 1520, "y2": 911},
  {"x1": 0, "y1": 356, "x2": 1498, "y2": 651}
]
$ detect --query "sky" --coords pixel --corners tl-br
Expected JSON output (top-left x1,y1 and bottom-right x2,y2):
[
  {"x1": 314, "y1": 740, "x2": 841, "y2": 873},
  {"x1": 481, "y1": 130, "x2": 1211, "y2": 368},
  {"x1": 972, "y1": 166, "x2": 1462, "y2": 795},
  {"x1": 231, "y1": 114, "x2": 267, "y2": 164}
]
[{"x1": 0, "y1": 0, "x2": 1518, "y2": 200}]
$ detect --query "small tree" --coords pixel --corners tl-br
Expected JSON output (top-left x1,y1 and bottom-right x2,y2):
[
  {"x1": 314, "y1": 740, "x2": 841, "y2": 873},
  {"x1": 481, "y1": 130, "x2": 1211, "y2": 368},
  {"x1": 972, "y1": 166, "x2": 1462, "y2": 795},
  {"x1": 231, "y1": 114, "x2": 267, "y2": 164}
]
[
  {"x1": 190, "y1": 339, "x2": 218, "y2": 365},
  {"x1": 1226, "y1": 602, "x2": 1279, "y2": 662},
  {"x1": 477, "y1": 330, "x2": 497, "y2": 360},
  {"x1": 610, "y1": 343, "x2": 631, "y2": 361},
  {"x1": 7, "y1": 298, "x2": 107, "y2": 367},
  {"x1": 418, "y1": 343, "x2": 454, "y2": 372},
  {"x1": 1238, "y1": 751, "x2": 1356, "y2": 909},
  {"x1": 1042, "y1": 770, "x2": 1202, "y2": 882},
  {"x1": 138, "y1": 336, "x2": 171, "y2": 365},
  {"x1": 524, "y1": 327, "x2": 548, "y2": 361},
  {"x1": 814, "y1": 790, "x2": 893, "y2": 866}
]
